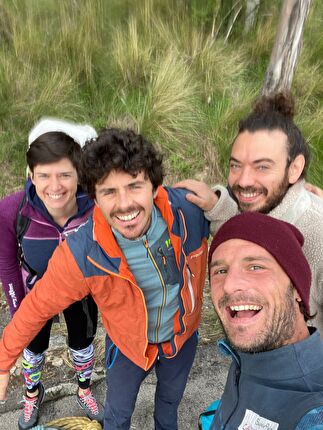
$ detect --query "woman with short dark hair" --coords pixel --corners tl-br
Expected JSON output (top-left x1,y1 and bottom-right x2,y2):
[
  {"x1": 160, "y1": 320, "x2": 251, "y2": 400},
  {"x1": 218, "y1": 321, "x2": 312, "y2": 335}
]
[{"x1": 0, "y1": 118, "x2": 103, "y2": 429}]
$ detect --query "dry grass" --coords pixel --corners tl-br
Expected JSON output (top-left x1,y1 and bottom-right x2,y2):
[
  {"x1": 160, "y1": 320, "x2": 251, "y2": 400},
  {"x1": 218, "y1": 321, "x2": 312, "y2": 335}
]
[
  {"x1": 112, "y1": 16, "x2": 153, "y2": 87},
  {"x1": 0, "y1": 0, "x2": 322, "y2": 189},
  {"x1": 139, "y1": 50, "x2": 201, "y2": 147}
]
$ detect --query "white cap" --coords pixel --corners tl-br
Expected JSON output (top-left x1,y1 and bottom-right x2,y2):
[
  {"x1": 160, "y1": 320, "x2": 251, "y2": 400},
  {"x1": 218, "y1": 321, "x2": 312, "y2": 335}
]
[{"x1": 28, "y1": 117, "x2": 97, "y2": 148}]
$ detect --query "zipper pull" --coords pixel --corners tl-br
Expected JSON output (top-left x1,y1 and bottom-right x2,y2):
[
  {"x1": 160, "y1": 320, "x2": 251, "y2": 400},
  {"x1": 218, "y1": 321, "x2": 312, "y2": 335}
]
[
  {"x1": 143, "y1": 237, "x2": 149, "y2": 258},
  {"x1": 158, "y1": 247, "x2": 167, "y2": 266}
]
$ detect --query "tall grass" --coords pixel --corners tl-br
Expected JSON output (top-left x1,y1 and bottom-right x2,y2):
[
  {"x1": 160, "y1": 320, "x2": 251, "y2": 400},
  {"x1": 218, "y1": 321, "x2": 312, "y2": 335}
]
[{"x1": 0, "y1": 0, "x2": 322, "y2": 196}]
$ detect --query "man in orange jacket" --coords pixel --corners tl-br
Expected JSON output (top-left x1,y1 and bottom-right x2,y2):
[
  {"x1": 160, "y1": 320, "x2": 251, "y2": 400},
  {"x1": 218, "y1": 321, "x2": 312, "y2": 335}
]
[{"x1": 0, "y1": 128, "x2": 209, "y2": 430}]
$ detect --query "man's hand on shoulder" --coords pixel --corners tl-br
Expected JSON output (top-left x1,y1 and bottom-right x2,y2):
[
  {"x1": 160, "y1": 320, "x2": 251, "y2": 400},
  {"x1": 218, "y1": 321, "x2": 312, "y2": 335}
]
[
  {"x1": 174, "y1": 179, "x2": 218, "y2": 211},
  {"x1": 305, "y1": 182, "x2": 323, "y2": 198},
  {"x1": 0, "y1": 372, "x2": 9, "y2": 402}
]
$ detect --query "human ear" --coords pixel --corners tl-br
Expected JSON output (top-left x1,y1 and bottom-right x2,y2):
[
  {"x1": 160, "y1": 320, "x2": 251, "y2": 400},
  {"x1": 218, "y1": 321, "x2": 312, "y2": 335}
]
[
  {"x1": 29, "y1": 170, "x2": 35, "y2": 183},
  {"x1": 288, "y1": 154, "x2": 305, "y2": 184},
  {"x1": 294, "y1": 288, "x2": 302, "y2": 303}
]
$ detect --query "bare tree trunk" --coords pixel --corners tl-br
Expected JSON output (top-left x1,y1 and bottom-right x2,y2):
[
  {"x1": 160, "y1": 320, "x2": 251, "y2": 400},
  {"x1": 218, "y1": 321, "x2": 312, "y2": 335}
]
[
  {"x1": 244, "y1": 0, "x2": 260, "y2": 33},
  {"x1": 262, "y1": 0, "x2": 311, "y2": 96}
]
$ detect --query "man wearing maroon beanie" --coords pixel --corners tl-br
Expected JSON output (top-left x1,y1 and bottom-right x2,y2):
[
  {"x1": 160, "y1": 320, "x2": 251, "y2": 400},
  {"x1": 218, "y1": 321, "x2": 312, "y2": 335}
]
[{"x1": 204, "y1": 212, "x2": 323, "y2": 430}]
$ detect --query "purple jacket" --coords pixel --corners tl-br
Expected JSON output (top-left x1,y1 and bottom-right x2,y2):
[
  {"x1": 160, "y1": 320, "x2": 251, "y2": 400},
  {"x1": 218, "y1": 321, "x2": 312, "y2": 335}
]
[{"x1": 0, "y1": 180, "x2": 93, "y2": 316}]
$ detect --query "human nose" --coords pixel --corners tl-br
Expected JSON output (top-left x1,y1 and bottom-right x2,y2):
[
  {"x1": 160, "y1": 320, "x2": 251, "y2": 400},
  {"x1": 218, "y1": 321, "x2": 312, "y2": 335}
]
[
  {"x1": 236, "y1": 166, "x2": 255, "y2": 188},
  {"x1": 116, "y1": 189, "x2": 132, "y2": 210},
  {"x1": 221, "y1": 268, "x2": 248, "y2": 295},
  {"x1": 49, "y1": 176, "x2": 62, "y2": 191},
  {"x1": 211, "y1": 268, "x2": 246, "y2": 308}
]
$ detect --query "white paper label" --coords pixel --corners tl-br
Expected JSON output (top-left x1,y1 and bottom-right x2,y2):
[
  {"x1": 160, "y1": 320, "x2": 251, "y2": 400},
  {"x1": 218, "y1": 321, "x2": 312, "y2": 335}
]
[{"x1": 238, "y1": 409, "x2": 279, "y2": 430}]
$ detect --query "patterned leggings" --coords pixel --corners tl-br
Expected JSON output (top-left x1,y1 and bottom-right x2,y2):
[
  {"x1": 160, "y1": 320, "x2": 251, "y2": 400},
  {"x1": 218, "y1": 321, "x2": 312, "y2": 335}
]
[
  {"x1": 21, "y1": 296, "x2": 98, "y2": 393},
  {"x1": 22, "y1": 343, "x2": 95, "y2": 392}
]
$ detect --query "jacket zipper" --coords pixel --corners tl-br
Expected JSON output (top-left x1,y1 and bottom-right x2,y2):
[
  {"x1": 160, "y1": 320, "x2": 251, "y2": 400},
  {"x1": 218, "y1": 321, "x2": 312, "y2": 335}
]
[
  {"x1": 24, "y1": 217, "x2": 72, "y2": 244},
  {"x1": 143, "y1": 237, "x2": 167, "y2": 344},
  {"x1": 222, "y1": 367, "x2": 241, "y2": 428},
  {"x1": 178, "y1": 209, "x2": 195, "y2": 313},
  {"x1": 19, "y1": 218, "x2": 65, "y2": 276}
]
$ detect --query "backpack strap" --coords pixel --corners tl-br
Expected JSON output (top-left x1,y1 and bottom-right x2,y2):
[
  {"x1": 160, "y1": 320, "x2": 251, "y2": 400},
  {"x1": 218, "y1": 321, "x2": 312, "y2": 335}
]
[
  {"x1": 15, "y1": 194, "x2": 30, "y2": 265},
  {"x1": 15, "y1": 194, "x2": 37, "y2": 278},
  {"x1": 199, "y1": 399, "x2": 220, "y2": 430}
]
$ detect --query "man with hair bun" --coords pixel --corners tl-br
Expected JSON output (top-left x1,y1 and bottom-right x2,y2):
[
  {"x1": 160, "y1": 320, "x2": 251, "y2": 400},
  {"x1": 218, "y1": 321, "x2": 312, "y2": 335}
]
[{"x1": 177, "y1": 92, "x2": 323, "y2": 334}]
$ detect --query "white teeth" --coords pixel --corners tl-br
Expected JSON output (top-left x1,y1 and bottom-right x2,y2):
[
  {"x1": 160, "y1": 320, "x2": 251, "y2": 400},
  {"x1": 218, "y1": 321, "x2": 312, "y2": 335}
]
[
  {"x1": 230, "y1": 305, "x2": 262, "y2": 311},
  {"x1": 48, "y1": 194, "x2": 63, "y2": 199},
  {"x1": 117, "y1": 211, "x2": 139, "y2": 221},
  {"x1": 241, "y1": 192, "x2": 259, "y2": 198}
]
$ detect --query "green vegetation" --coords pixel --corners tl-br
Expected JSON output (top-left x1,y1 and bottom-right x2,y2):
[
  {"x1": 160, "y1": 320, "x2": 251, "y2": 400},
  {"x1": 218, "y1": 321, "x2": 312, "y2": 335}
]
[{"x1": 0, "y1": 0, "x2": 322, "y2": 196}]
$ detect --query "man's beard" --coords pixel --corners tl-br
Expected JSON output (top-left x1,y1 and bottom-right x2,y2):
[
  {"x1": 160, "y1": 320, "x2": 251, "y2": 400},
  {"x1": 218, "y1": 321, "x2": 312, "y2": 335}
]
[
  {"x1": 230, "y1": 168, "x2": 290, "y2": 214},
  {"x1": 224, "y1": 284, "x2": 297, "y2": 354}
]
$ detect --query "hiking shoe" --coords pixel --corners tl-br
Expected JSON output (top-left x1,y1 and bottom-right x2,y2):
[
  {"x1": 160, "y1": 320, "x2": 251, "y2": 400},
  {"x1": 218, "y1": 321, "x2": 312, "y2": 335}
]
[
  {"x1": 76, "y1": 388, "x2": 104, "y2": 423},
  {"x1": 18, "y1": 383, "x2": 45, "y2": 430}
]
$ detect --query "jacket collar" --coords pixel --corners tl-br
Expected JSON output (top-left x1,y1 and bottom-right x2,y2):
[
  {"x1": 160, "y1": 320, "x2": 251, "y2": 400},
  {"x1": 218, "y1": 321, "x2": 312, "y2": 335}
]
[
  {"x1": 220, "y1": 328, "x2": 323, "y2": 380},
  {"x1": 269, "y1": 179, "x2": 311, "y2": 223}
]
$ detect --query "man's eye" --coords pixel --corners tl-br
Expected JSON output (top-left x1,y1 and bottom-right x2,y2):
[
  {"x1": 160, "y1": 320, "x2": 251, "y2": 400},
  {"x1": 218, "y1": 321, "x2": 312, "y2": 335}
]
[
  {"x1": 211, "y1": 268, "x2": 227, "y2": 276},
  {"x1": 230, "y1": 163, "x2": 240, "y2": 170},
  {"x1": 250, "y1": 265, "x2": 263, "y2": 271},
  {"x1": 257, "y1": 165, "x2": 269, "y2": 171}
]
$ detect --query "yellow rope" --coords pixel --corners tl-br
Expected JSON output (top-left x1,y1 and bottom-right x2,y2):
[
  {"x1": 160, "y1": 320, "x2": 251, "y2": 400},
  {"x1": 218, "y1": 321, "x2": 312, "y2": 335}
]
[{"x1": 46, "y1": 416, "x2": 102, "y2": 429}]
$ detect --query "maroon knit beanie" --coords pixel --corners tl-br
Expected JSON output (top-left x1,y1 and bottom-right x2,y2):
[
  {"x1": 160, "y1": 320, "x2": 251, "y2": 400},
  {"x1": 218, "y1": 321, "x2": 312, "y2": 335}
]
[{"x1": 208, "y1": 212, "x2": 311, "y2": 314}]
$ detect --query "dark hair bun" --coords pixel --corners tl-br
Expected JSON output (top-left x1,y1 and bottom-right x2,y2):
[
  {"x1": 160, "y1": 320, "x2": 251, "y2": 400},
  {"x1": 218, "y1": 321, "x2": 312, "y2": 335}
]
[{"x1": 253, "y1": 91, "x2": 295, "y2": 119}]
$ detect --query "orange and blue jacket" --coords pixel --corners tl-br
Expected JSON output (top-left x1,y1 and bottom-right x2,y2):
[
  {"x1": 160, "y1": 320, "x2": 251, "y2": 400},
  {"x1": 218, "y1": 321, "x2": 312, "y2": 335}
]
[{"x1": 0, "y1": 186, "x2": 209, "y2": 372}]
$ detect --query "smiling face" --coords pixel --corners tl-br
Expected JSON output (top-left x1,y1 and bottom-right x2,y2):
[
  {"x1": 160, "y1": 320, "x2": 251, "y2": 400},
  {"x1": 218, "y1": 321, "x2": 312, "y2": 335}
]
[
  {"x1": 228, "y1": 129, "x2": 302, "y2": 214},
  {"x1": 210, "y1": 239, "x2": 309, "y2": 352},
  {"x1": 95, "y1": 170, "x2": 157, "y2": 240},
  {"x1": 31, "y1": 158, "x2": 78, "y2": 218}
]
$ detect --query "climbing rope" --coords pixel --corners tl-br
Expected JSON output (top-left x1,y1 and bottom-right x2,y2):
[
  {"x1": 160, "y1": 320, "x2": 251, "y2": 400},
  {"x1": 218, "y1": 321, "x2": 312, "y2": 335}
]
[{"x1": 31, "y1": 416, "x2": 102, "y2": 429}]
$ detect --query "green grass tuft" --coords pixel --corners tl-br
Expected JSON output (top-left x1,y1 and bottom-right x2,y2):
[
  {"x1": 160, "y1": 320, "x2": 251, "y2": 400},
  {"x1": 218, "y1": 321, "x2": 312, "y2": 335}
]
[{"x1": 0, "y1": 0, "x2": 322, "y2": 195}]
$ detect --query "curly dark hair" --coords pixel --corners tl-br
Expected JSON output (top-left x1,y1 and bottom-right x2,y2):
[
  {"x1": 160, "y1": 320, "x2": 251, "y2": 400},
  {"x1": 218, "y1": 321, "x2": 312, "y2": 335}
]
[
  {"x1": 237, "y1": 91, "x2": 310, "y2": 178},
  {"x1": 81, "y1": 128, "x2": 164, "y2": 198},
  {"x1": 27, "y1": 132, "x2": 82, "y2": 175}
]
